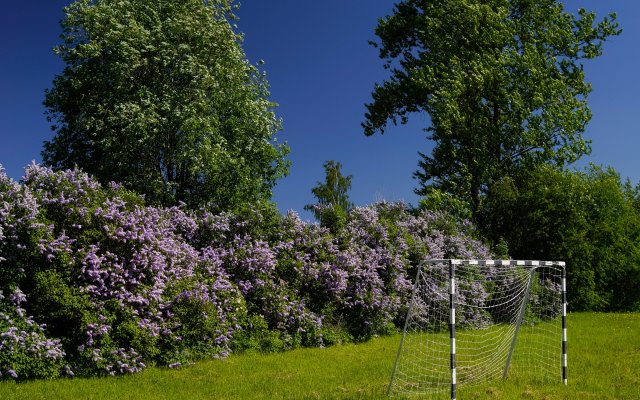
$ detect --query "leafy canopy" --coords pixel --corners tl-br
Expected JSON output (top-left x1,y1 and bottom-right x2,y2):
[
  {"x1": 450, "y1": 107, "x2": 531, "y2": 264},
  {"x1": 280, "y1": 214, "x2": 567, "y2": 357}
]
[
  {"x1": 480, "y1": 165, "x2": 640, "y2": 311},
  {"x1": 43, "y1": 0, "x2": 289, "y2": 211},
  {"x1": 364, "y1": 0, "x2": 620, "y2": 212},
  {"x1": 304, "y1": 160, "x2": 354, "y2": 231}
]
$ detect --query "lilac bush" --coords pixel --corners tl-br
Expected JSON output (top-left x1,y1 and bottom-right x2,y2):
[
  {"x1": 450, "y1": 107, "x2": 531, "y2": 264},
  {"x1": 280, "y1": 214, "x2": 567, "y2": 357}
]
[
  {"x1": 334, "y1": 203, "x2": 493, "y2": 337},
  {"x1": 0, "y1": 166, "x2": 40, "y2": 289},
  {"x1": 1, "y1": 165, "x2": 245, "y2": 378},
  {"x1": 0, "y1": 288, "x2": 66, "y2": 380},
  {"x1": 198, "y1": 211, "x2": 329, "y2": 349},
  {"x1": 0, "y1": 163, "x2": 496, "y2": 379},
  {"x1": 330, "y1": 204, "x2": 413, "y2": 339}
]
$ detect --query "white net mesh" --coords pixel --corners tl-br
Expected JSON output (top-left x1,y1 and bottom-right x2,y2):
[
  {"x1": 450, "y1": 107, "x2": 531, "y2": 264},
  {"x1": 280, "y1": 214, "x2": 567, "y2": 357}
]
[{"x1": 388, "y1": 260, "x2": 565, "y2": 397}]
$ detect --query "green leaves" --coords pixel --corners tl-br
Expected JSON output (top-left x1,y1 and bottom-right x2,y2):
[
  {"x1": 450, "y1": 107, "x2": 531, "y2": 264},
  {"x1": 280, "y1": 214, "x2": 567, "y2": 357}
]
[
  {"x1": 480, "y1": 165, "x2": 640, "y2": 311},
  {"x1": 364, "y1": 0, "x2": 620, "y2": 213},
  {"x1": 43, "y1": 0, "x2": 288, "y2": 211},
  {"x1": 304, "y1": 161, "x2": 354, "y2": 232}
]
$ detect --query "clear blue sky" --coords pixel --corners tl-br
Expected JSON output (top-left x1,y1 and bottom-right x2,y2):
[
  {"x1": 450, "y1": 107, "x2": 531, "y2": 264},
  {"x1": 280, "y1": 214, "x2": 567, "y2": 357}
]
[{"x1": 1, "y1": 1, "x2": 638, "y2": 220}]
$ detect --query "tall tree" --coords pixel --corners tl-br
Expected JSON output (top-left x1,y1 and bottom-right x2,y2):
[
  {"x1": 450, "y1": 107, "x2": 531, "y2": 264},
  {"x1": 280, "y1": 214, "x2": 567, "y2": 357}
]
[
  {"x1": 305, "y1": 160, "x2": 354, "y2": 230},
  {"x1": 43, "y1": 0, "x2": 289, "y2": 210},
  {"x1": 363, "y1": 0, "x2": 620, "y2": 213}
]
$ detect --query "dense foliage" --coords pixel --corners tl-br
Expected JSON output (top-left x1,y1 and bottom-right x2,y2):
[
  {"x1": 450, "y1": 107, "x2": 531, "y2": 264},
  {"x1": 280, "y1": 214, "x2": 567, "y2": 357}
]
[
  {"x1": 304, "y1": 160, "x2": 354, "y2": 232},
  {"x1": 480, "y1": 165, "x2": 640, "y2": 311},
  {"x1": 364, "y1": 0, "x2": 620, "y2": 212},
  {"x1": 42, "y1": 0, "x2": 289, "y2": 210},
  {"x1": 0, "y1": 164, "x2": 490, "y2": 380}
]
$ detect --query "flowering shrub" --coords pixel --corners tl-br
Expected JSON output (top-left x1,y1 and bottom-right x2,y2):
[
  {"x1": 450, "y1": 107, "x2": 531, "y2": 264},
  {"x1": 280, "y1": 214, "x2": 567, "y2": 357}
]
[
  {"x1": 0, "y1": 163, "x2": 494, "y2": 379},
  {"x1": 1, "y1": 164, "x2": 245, "y2": 379},
  {"x1": 0, "y1": 289, "x2": 66, "y2": 380},
  {"x1": 334, "y1": 203, "x2": 492, "y2": 338}
]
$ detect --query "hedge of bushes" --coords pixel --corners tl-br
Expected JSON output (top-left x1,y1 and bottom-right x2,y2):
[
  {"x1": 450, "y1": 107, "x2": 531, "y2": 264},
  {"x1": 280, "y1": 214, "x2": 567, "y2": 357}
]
[{"x1": 0, "y1": 163, "x2": 491, "y2": 380}]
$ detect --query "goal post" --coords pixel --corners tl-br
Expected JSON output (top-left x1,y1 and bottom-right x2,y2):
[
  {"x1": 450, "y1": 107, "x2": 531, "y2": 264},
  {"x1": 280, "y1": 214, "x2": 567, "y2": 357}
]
[{"x1": 388, "y1": 259, "x2": 567, "y2": 399}]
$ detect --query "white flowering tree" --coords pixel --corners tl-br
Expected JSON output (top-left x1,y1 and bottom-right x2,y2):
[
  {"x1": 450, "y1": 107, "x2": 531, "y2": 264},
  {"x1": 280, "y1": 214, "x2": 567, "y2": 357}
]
[{"x1": 43, "y1": 0, "x2": 289, "y2": 210}]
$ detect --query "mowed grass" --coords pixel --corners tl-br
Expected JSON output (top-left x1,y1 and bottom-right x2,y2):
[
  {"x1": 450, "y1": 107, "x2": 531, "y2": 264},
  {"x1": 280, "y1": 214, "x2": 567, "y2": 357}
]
[{"x1": 0, "y1": 312, "x2": 638, "y2": 399}]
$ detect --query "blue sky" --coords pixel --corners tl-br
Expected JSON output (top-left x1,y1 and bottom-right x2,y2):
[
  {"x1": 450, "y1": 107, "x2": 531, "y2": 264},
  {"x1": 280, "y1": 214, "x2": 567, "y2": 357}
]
[{"x1": 1, "y1": 1, "x2": 638, "y2": 220}]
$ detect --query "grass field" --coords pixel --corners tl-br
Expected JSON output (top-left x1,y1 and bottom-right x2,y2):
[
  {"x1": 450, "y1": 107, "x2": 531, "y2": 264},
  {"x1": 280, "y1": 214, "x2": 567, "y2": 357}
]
[
  {"x1": 389, "y1": 316, "x2": 566, "y2": 396},
  {"x1": 0, "y1": 312, "x2": 638, "y2": 399}
]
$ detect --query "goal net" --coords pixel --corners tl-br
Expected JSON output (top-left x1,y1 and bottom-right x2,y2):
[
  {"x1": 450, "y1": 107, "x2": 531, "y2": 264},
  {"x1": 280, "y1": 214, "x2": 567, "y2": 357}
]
[{"x1": 388, "y1": 259, "x2": 566, "y2": 399}]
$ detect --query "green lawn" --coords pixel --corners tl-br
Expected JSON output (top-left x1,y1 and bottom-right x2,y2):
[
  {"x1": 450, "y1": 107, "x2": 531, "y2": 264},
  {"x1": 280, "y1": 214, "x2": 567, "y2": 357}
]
[{"x1": 1, "y1": 313, "x2": 638, "y2": 399}]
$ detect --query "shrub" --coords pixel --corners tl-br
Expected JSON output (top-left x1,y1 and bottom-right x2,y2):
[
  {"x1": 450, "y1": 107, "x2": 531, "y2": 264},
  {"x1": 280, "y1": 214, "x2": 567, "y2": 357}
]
[
  {"x1": 0, "y1": 288, "x2": 66, "y2": 380},
  {"x1": 0, "y1": 163, "x2": 494, "y2": 378},
  {"x1": 1, "y1": 165, "x2": 245, "y2": 376}
]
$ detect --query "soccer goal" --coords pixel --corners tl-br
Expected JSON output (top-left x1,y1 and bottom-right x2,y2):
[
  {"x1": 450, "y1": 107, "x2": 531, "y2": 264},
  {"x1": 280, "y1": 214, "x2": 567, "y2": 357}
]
[{"x1": 388, "y1": 259, "x2": 567, "y2": 399}]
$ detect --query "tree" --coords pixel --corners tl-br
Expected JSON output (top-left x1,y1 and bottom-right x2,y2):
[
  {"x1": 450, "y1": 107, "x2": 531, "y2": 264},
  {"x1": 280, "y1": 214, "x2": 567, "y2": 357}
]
[
  {"x1": 43, "y1": 0, "x2": 289, "y2": 210},
  {"x1": 304, "y1": 160, "x2": 354, "y2": 231},
  {"x1": 480, "y1": 164, "x2": 640, "y2": 311},
  {"x1": 363, "y1": 0, "x2": 620, "y2": 214}
]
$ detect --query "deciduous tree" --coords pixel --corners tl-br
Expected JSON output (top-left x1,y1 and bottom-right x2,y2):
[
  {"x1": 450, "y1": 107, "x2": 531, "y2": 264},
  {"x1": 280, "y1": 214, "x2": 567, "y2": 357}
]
[
  {"x1": 480, "y1": 165, "x2": 640, "y2": 311},
  {"x1": 363, "y1": 0, "x2": 620, "y2": 213},
  {"x1": 43, "y1": 0, "x2": 289, "y2": 210}
]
